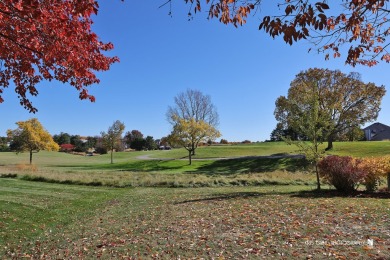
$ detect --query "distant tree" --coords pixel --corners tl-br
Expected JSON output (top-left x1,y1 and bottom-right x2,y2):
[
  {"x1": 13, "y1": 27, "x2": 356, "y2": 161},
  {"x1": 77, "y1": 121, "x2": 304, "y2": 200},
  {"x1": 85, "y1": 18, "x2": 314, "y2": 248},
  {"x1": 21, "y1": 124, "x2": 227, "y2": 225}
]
[
  {"x1": 70, "y1": 135, "x2": 87, "y2": 153},
  {"x1": 159, "y1": 137, "x2": 169, "y2": 147},
  {"x1": 270, "y1": 123, "x2": 308, "y2": 142},
  {"x1": 53, "y1": 132, "x2": 71, "y2": 145},
  {"x1": 220, "y1": 139, "x2": 229, "y2": 144},
  {"x1": 0, "y1": 137, "x2": 9, "y2": 152},
  {"x1": 94, "y1": 137, "x2": 108, "y2": 154},
  {"x1": 131, "y1": 138, "x2": 146, "y2": 151},
  {"x1": 86, "y1": 136, "x2": 98, "y2": 151},
  {"x1": 345, "y1": 127, "x2": 365, "y2": 142},
  {"x1": 275, "y1": 68, "x2": 385, "y2": 150},
  {"x1": 101, "y1": 120, "x2": 125, "y2": 164},
  {"x1": 7, "y1": 118, "x2": 59, "y2": 164},
  {"x1": 145, "y1": 136, "x2": 157, "y2": 151},
  {"x1": 124, "y1": 130, "x2": 145, "y2": 151},
  {"x1": 167, "y1": 89, "x2": 219, "y2": 155},
  {"x1": 168, "y1": 117, "x2": 220, "y2": 165},
  {"x1": 335, "y1": 126, "x2": 365, "y2": 142}
]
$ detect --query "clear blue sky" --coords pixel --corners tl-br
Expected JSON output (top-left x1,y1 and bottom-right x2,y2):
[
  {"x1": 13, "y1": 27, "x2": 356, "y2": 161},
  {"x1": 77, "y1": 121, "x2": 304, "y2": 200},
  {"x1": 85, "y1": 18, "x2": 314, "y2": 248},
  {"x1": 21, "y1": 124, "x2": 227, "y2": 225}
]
[{"x1": 1, "y1": 1, "x2": 389, "y2": 142}]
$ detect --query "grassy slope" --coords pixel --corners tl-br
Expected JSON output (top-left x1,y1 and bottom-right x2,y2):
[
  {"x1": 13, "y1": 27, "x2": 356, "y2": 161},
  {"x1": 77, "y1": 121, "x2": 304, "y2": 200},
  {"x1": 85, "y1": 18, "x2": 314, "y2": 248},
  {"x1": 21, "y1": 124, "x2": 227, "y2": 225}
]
[
  {"x1": 1, "y1": 179, "x2": 389, "y2": 259},
  {"x1": 1, "y1": 141, "x2": 389, "y2": 165},
  {"x1": 0, "y1": 141, "x2": 389, "y2": 187}
]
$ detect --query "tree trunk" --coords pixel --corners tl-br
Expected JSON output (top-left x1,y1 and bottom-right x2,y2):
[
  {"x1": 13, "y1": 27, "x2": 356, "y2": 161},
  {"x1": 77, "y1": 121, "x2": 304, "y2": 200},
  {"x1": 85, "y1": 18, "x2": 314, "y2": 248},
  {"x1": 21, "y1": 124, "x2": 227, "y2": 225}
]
[
  {"x1": 110, "y1": 149, "x2": 113, "y2": 164},
  {"x1": 325, "y1": 138, "x2": 333, "y2": 151},
  {"x1": 387, "y1": 172, "x2": 390, "y2": 191},
  {"x1": 315, "y1": 164, "x2": 321, "y2": 190},
  {"x1": 188, "y1": 150, "x2": 192, "y2": 165},
  {"x1": 191, "y1": 143, "x2": 195, "y2": 156},
  {"x1": 29, "y1": 150, "x2": 33, "y2": 165}
]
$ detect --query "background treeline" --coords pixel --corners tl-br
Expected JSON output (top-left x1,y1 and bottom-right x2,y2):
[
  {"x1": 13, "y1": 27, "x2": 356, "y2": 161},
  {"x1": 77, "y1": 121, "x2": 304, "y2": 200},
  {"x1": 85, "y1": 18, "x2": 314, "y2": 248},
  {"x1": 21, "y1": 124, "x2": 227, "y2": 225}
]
[
  {"x1": 269, "y1": 124, "x2": 365, "y2": 142},
  {"x1": 51, "y1": 130, "x2": 165, "y2": 154}
]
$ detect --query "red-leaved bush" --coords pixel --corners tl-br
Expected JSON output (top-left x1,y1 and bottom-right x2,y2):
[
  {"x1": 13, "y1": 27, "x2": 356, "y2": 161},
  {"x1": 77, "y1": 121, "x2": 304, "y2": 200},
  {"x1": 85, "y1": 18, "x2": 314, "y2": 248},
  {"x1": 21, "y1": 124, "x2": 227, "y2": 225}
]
[{"x1": 317, "y1": 156, "x2": 367, "y2": 193}]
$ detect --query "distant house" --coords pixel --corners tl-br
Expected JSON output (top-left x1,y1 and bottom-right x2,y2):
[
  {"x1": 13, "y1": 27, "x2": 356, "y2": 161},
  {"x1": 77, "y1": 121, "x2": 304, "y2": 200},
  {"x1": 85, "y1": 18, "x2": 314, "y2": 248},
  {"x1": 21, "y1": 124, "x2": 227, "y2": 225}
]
[{"x1": 364, "y1": 122, "x2": 390, "y2": 141}]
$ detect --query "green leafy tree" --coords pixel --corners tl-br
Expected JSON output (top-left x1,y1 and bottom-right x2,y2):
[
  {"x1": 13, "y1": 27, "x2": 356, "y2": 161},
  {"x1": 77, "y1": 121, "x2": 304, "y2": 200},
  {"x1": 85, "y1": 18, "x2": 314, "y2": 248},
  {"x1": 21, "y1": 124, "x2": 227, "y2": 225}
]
[
  {"x1": 7, "y1": 118, "x2": 59, "y2": 164},
  {"x1": 0, "y1": 137, "x2": 9, "y2": 152},
  {"x1": 168, "y1": 117, "x2": 220, "y2": 165},
  {"x1": 53, "y1": 132, "x2": 71, "y2": 145},
  {"x1": 124, "y1": 130, "x2": 145, "y2": 151},
  {"x1": 101, "y1": 120, "x2": 125, "y2": 164},
  {"x1": 275, "y1": 68, "x2": 385, "y2": 150},
  {"x1": 86, "y1": 136, "x2": 98, "y2": 151},
  {"x1": 70, "y1": 135, "x2": 87, "y2": 153},
  {"x1": 145, "y1": 136, "x2": 157, "y2": 151},
  {"x1": 282, "y1": 82, "x2": 328, "y2": 190},
  {"x1": 270, "y1": 123, "x2": 308, "y2": 142}
]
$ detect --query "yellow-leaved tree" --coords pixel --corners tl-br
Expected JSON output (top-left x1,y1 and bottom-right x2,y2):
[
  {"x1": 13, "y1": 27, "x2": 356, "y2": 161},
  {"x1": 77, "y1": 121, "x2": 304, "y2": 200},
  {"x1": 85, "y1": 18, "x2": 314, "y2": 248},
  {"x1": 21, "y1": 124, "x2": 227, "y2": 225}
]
[
  {"x1": 168, "y1": 117, "x2": 220, "y2": 165},
  {"x1": 7, "y1": 118, "x2": 59, "y2": 164}
]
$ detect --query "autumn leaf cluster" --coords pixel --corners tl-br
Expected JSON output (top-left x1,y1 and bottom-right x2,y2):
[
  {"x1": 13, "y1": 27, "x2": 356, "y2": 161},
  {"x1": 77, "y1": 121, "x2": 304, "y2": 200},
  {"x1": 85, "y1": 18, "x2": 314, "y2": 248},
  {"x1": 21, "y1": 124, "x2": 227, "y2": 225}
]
[
  {"x1": 183, "y1": 0, "x2": 390, "y2": 66},
  {"x1": 0, "y1": 0, "x2": 118, "y2": 112}
]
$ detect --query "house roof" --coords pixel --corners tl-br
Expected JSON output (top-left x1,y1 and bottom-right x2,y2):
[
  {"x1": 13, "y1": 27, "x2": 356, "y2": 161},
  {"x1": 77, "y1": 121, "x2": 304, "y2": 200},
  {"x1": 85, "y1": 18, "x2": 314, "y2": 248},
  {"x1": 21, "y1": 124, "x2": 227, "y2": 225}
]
[
  {"x1": 364, "y1": 122, "x2": 390, "y2": 141},
  {"x1": 364, "y1": 122, "x2": 390, "y2": 131}
]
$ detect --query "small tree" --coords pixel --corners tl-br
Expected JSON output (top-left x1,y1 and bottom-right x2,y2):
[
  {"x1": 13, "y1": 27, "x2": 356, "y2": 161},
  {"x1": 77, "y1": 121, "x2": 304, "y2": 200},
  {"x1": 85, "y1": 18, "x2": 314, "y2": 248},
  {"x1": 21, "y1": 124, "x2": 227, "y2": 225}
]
[
  {"x1": 169, "y1": 118, "x2": 220, "y2": 165},
  {"x1": 7, "y1": 118, "x2": 59, "y2": 164},
  {"x1": 281, "y1": 82, "x2": 328, "y2": 190},
  {"x1": 101, "y1": 120, "x2": 125, "y2": 164},
  {"x1": 167, "y1": 89, "x2": 219, "y2": 155}
]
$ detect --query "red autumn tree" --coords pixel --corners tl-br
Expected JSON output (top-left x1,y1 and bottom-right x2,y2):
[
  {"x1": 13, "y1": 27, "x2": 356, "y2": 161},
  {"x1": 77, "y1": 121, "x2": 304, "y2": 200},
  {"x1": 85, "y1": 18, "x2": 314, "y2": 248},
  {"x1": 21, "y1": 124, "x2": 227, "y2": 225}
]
[
  {"x1": 0, "y1": 0, "x2": 118, "y2": 113},
  {"x1": 178, "y1": 0, "x2": 390, "y2": 66}
]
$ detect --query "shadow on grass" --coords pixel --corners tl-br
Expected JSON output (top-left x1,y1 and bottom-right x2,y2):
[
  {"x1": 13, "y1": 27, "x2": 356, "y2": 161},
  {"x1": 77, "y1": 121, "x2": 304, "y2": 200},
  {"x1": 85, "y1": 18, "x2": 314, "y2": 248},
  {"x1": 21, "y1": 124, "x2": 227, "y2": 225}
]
[
  {"x1": 291, "y1": 189, "x2": 390, "y2": 199},
  {"x1": 53, "y1": 157, "x2": 308, "y2": 176},
  {"x1": 191, "y1": 157, "x2": 308, "y2": 175},
  {"x1": 174, "y1": 192, "x2": 267, "y2": 204},
  {"x1": 54, "y1": 160, "x2": 185, "y2": 172},
  {"x1": 176, "y1": 189, "x2": 390, "y2": 204}
]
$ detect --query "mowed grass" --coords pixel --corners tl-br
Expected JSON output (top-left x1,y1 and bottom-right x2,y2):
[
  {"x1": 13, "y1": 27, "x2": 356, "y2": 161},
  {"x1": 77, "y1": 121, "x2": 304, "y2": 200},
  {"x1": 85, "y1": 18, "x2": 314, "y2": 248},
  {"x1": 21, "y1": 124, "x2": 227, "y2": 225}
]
[
  {"x1": 1, "y1": 179, "x2": 389, "y2": 259},
  {"x1": 1, "y1": 141, "x2": 389, "y2": 187}
]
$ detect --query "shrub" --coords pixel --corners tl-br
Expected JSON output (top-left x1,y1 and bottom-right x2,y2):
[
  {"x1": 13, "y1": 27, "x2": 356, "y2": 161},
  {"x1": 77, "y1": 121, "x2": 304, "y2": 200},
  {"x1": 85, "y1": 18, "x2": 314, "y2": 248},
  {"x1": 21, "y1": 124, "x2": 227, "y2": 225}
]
[
  {"x1": 318, "y1": 156, "x2": 366, "y2": 193},
  {"x1": 359, "y1": 156, "x2": 390, "y2": 192}
]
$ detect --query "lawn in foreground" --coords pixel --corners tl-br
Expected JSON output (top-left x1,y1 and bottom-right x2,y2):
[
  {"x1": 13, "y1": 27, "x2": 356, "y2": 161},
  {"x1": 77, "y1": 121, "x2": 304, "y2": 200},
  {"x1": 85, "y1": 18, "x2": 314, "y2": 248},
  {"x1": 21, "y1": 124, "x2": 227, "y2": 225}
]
[{"x1": 1, "y1": 179, "x2": 389, "y2": 259}]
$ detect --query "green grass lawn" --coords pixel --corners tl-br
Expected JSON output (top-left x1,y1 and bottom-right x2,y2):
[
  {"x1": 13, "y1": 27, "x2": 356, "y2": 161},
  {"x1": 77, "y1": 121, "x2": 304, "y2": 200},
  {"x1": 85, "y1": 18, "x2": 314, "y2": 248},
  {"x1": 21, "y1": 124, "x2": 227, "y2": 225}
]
[
  {"x1": 1, "y1": 179, "x2": 389, "y2": 259},
  {"x1": 1, "y1": 141, "x2": 389, "y2": 187},
  {"x1": 1, "y1": 142, "x2": 389, "y2": 258}
]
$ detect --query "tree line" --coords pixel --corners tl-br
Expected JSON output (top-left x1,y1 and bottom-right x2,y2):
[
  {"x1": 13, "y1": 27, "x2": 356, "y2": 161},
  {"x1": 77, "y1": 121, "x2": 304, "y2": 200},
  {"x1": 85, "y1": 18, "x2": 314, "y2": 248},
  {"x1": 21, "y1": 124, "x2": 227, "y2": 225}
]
[{"x1": 3, "y1": 89, "x2": 222, "y2": 165}]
